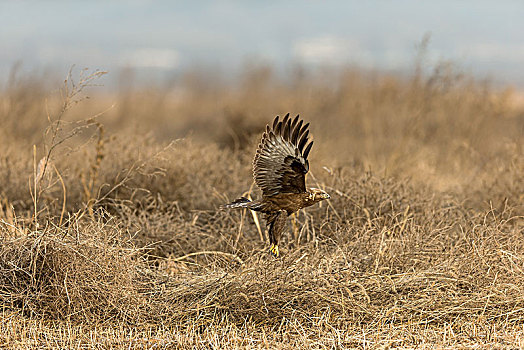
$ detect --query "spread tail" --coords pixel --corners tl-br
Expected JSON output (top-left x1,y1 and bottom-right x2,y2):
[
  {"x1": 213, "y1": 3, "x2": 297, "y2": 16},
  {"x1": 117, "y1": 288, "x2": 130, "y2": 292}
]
[
  {"x1": 221, "y1": 197, "x2": 264, "y2": 211},
  {"x1": 221, "y1": 197, "x2": 252, "y2": 209}
]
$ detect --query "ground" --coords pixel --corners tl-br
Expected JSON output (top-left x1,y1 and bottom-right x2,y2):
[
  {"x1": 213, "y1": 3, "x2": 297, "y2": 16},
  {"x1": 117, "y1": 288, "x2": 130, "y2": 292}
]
[{"x1": 0, "y1": 64, "x2": 523, "y2": 349}]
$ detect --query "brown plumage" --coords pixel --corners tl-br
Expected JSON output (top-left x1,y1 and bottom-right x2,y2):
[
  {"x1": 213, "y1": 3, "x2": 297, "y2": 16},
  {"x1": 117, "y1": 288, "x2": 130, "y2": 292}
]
[{"x1": 222, "y1": 114, "x2": 330, "y2": 257}]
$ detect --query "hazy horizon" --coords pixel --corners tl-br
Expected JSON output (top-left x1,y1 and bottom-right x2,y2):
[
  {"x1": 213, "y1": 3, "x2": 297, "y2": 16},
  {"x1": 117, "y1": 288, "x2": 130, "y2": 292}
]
[{"x1": 2, "y1": 1, "x2": 523, "y2": 88}]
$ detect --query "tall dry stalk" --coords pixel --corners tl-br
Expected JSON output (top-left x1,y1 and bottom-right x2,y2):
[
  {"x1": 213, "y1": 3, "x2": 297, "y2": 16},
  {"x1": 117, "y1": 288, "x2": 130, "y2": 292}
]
[{"x1": 30, "y1": 68, "x2": 107, "y2": 226}]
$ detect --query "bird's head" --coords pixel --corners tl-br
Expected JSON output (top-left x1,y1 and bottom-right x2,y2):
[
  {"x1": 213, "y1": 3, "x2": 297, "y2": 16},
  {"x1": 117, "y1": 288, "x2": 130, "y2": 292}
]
[{"x1": 307, "y1": 188, "x2": 331, "y2": 203}]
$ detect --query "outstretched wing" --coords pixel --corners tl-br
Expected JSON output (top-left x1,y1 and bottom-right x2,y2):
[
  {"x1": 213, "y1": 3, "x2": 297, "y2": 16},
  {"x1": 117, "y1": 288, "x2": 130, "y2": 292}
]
[{"x1": 253, "y1": 114, "x2": 313, "y2": 196}]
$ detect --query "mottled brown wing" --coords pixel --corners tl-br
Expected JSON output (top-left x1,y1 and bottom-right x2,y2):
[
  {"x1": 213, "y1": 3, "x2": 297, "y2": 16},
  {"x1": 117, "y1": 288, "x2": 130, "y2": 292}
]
[{"x1": 253, "y1": 114, "x2": 314, "y2": 196}]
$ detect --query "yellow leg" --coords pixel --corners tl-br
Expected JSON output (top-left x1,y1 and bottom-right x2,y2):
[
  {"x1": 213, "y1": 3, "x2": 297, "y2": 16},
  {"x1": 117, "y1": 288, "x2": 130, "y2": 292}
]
[{"x1": 269, "y1": 244, "x2": 279, "y2": 258}]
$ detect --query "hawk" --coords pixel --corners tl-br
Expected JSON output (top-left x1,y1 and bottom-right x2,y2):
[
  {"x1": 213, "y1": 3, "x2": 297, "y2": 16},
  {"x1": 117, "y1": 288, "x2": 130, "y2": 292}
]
[{"x1": 222, "y1": 114, "x2": 330, "y2": 257}]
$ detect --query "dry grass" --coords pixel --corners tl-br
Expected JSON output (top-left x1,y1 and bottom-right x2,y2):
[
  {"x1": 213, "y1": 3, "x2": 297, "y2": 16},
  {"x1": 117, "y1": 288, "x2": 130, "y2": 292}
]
[{"x1": 0, "y1": 62, "x2": 523, "y2": 349}]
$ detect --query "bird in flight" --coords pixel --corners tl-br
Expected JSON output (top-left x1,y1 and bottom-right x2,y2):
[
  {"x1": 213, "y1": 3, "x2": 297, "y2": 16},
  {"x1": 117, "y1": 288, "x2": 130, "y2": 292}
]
[{"x1": 222, "y1": 114, "x2": 330, "y2": 257}]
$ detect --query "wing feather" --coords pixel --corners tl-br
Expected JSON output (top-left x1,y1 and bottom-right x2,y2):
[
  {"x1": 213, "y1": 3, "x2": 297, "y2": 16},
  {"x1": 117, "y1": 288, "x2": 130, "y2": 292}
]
[
  {"x1": 298, "y1": 129, "x2": 309, "y2": 151},
  {"x1": 272, "y1": 116, "x2": 279, "y2": 130},
  {"x1": 303, "y1": 140, "x2": 314, "y2": 160},
  {"x1": 291, "y1": 119, "x2": 303, "y2": 144},
  {"x1": 253, "y1": 114, "x2": 313, "y2": 196}
]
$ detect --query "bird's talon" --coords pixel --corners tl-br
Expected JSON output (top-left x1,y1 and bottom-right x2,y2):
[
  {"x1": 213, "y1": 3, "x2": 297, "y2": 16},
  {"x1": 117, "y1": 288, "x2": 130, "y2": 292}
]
[{"x1": 269, "y1": 244, "x2": 279, "y2": 258}]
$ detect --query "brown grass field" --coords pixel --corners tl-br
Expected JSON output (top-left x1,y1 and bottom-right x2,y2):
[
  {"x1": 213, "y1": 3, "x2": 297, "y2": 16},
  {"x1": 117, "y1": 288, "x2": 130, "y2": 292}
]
[{"x1": 0, "y1": 62, "x2": 523, "y2": 349}]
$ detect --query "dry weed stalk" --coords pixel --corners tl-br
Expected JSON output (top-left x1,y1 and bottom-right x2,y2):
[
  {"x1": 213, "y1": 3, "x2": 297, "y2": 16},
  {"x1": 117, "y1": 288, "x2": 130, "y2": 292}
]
[
  {"x1": 80, "y1": 122, "x2": 105, "y2": 218},
  {"x1": 29, "y1": 68, "x2": 108, "y2": 227}
]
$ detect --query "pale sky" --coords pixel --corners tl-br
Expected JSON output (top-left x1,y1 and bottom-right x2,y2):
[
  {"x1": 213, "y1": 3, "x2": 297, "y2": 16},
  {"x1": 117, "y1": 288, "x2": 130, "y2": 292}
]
[{"x1": 1, "y1": 1, "x2": 523, "y2": 87}]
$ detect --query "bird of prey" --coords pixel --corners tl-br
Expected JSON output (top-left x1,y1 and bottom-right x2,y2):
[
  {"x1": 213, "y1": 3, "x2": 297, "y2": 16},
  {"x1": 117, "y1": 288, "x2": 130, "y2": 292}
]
[{"x1": 222, "y1": 114, "x2": 330, "y2": 257}]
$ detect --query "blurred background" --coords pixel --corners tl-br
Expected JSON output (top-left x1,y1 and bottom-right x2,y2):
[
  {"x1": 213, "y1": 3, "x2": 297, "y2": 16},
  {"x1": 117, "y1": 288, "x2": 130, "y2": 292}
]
[
  {"x1": 0, "y1": 1, "x2": 522, "y2": 204},
  {"x1": 1, "y1": 1, "x2": 524, "y2": 88}
]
